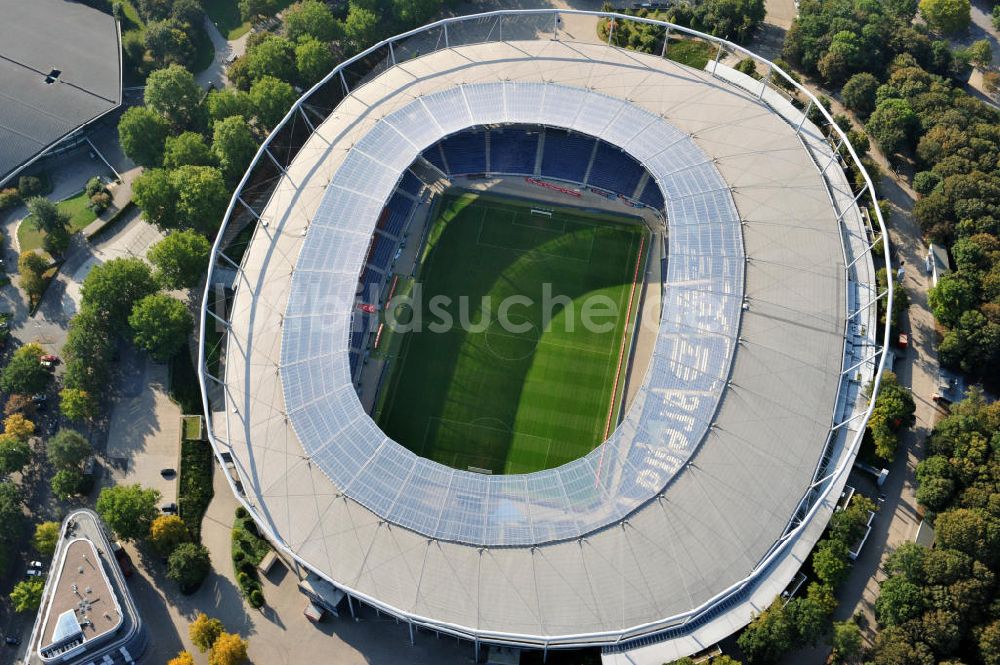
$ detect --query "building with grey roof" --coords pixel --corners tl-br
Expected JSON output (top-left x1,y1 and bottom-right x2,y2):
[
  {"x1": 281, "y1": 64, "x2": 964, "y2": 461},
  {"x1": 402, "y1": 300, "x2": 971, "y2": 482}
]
[
  {"x1": 0, "y1": 0, "x2": 122, "y2": 187},
  {"x1": 198, "y1": 11, "x2": 892, "y2": 663},
  {"x1": 25, "y1": 510, "x2": 145, "y2": 665}
]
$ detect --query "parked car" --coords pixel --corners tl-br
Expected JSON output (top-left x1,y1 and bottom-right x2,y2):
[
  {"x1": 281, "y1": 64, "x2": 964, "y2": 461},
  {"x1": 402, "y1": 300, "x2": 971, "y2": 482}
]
[
  {"x1": 161, "y1": 502, "x2": 178, "y2": 514},
  {"x1": 160, "y1": 468, "x2": 176, "y2": 479},
  {"x1": 40, "y1": 354, "x2": 59, "y2": 364},
  {"x1": 111, "y1": 542, "x2": 133, "y2": 577},
  {"x1": 28, "y1": 560, "x2": 42, "y2": 569},
  {"x1": 39, "y1": 359, "x2": 55, "y2": 369},
  {"x1": 26, "y1": 569, "x2": 43, "y2": 577},
  {"x1": 4, "y1": 636, "x2": 21, "y2": 646}
]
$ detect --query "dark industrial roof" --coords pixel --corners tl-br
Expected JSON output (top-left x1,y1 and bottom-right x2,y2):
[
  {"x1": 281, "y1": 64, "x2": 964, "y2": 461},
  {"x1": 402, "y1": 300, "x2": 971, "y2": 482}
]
[{"x1": 0, "y1": 0, "x2": 121, "y2": 186}]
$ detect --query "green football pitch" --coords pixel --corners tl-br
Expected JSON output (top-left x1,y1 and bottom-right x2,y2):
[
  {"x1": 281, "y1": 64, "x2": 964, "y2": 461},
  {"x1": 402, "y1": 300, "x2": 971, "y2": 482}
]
[{"x1": 375, "y1": 192, "x2": 648, "y2": 475}]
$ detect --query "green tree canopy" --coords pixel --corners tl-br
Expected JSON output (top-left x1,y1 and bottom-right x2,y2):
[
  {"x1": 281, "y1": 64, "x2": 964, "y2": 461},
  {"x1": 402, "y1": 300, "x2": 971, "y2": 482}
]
[
  {"x1": 62, "y1": 308, "x2": 116, "y2": 396},
  {"x1": 51, "y1": 468, "x2": 88, "y2": 500},
  {"x1": 118, "y1": 106, "x2": 170, "y2": 167},
  {"x1": 80, "y1": 257, "x2": 159, "y2": 329},
  {"x1": 59, "y1": 388, "x2": 98, "y2": 422},
  {"x1": 243, "y1": 34, "x2": 297, "y2": 85},
  {"x1": 17, "y1": 251, "x2": 48, "y2": 300},
  {"x1": 249, "y1": 76, "x2": 297, "y2": 130},
  {"x1": 0, "y1": 343, "x2": 49, "y2": 395},
  {"x1": 171, "y1": 166, "x2": 229, "y2": 236},
  {"x1": 144, "y1": 64, "x2": 204, "y2": 129},
  {"x1": 812, "y1": 537, "x2": 851, "y2": 586},
  {"x1": 149, "y1": 230, "x2": 213, "y2": 290},
  {"x1": 163, "y1": 132, "x2": 216, "y2": 169},
  {"x1": 133, "y1": 168, "x2": 177, "y2": 230},
  {"x1": 295, "y1": 37, "x2": 335, "y2": 88},
  {"x1": 129, "y1": 294, "x2": 194, "y2": 361},
  {"x1": 342, "y1": 3, "x2": 380, "y2": 53},
  {"x1": 96, "y1": 484, "x2": 161, "y2": 542},
  {"x1": 929, "y1": 272, "x2": 978, "y2": 327},
  {"x1": 865, "y1": 97, "x2": 918, "y2": 156},
  {"x1": 167, "y1": 542, "x2": 212, "y2": 593},
  {"x1": 0, "y1": 435, "x2": 31, "y2": 475},
  {"x1": 212, "y1": 115, "x2": 258, "y2": 184},
  {"x1": 842, "y1": 72, "x2": 880, "y2": 118},
  {"x1": 919, "y1": 0, "x2": 971, "y2": 33},
  {"x1": 46, "y1": 428, "x2": 92, "y2": 471},
  {"x1": 284, "y1": 0, "x2": 340, "y2": 42},
  {"x1": 0, "y1": 481, "x2": 26, "y2": 573},
  {"x1": 736, "y1": 599, "x2": 795, "y2": 664},
  {"x1": 206, "y1": 88, "x2": 254, "y2": 124},
  {"x1": 10, "y1": 578, "x2": 44, "y2": 613},
  {"x1": 875, "y1": 575, "x2": 924, "y2": 626},
  {"x1": 32, "y1": 521, "x2": 60, "y2": 556}
]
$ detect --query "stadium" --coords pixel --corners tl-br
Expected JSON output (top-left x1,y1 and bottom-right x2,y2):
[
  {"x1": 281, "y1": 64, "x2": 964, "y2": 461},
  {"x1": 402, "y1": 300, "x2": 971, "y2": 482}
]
[{"x1": 199, "y1": 10, "x2": 891, "y2": 663}]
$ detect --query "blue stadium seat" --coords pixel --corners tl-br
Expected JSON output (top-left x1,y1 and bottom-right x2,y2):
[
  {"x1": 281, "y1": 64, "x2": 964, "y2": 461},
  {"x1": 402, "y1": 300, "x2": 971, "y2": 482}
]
[
  {"x1": 378, "y1": 192, "x2": 414, "y2": 238},
  {"x1": 488, "y1": 126, "x2": 538, "y2": 175},
  {"x1": 639, "y1": 178, "x2": 665, "y2": 210},
  {"x1": 440, "y1": 130, "x2": 487, "y2": 174},
  {"x1": 398, "y1": 170, "x2": 423, "y2": 197},
  {"x1": 423, "y1": 145, "x2": 448, "y2": 173},
  {"x1": 587, "y1": 141, "x2": 645, "y2": 195},
  {"x1": 540, "y1": 129, "x2": 594, "y2": 183}
]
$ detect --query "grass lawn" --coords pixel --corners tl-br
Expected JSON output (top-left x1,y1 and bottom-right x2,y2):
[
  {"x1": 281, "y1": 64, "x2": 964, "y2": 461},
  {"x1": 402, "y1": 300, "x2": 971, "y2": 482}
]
[
  {"x1": 666, "y1": 38, "x2": 714, "y2": 69},
  {"x1": 17, "y1": 190, "x2": 97, "y2": 253},
  {"x1": 376, "y1": 192, "x2": 647, "y2": 475}
]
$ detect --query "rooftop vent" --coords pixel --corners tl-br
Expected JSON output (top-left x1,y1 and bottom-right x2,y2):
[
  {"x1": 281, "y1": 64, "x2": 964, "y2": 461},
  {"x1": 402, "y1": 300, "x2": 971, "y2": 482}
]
[{"x1": 44, "y1": 69, "x2": 61, "y2": 84}]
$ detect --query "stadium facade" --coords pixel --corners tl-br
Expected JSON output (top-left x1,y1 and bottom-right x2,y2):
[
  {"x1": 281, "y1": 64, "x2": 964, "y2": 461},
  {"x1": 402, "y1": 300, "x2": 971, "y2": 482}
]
[{"x1": 199, "y1": 11, "x2": 891, "y2": 662}]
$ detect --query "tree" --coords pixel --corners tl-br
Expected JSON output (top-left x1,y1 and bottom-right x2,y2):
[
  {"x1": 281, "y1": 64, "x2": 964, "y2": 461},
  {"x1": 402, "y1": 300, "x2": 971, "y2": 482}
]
[
  {"x1": 80, "y1": 257, "x2": 158, "y2": 329},
  {"x1": 342, "y1": 3, "x2": 379, "y2": 53},
  {"x1": 32, "y1": 521, "x2": 60, "y2": 556},
  {"x1": 149, "y1": 231, "x2": 212, "y2": 290},
  {"x1": 285, "y1": 0, "x2": 340, "y2": 42},
  {"x1": 167, "y1": 542, "x2": 212, "y2": 592},
  {"x1": 391, "y1": 0, "x2": 440, "y2": 28},
  {"x1": 885, "y1": 541, "x2": 926, "y2": 582},
  {"x1": 18, "y1": 251, "x2": 48, "y2": 300},
  {"x1": 4, "y1": 394, "x2": 35, "y2": 419},
  {"x1": 831, "y1": 620, "x2": 862, "y2": 663},
  {"x1": 0, "y1": 482, "x2": 24, "y2": 573},
  {"x1": 239, "y1": 0, "x2": 276, "y2": 21},
  {"x1": 249, "y1": 76, "x2": 297, "y2": 130},
  {"x1": 979, "y1": 620, "x2": 1000, "y2": 665},
  {"x1": 0, "y1": 343, "x2": 49, "y2": 395},
  {"x1": 868, "y1": 371, "x2": 916, "y2": 460},
  {"x1": 62, "y1": 307, "x2": 116, "y2": 396},
  {"x1": 842, "y1": 72, "x2": 880, "y2": 118},
  {"x1": 26, "y1": 197, "x2": 71, "y2": 255},
  {"x1": 929, "y1": 273, "x2": 978, "y2": 327},
  {"x1": 47, "y1": 429, "x2": 92, "y2": 471},
  {"x1": 144, "y1": 64, "x2": 204, "y2": 129},
  {"x1": 243, "y1": 34, "x2": 297, "y2": 84},
  {"x1": 812, "y1": 537, "x2": 851, "y2": 585},
  {"x1": 171, "y1": 166, "x2": 229, "y2": 236},
  {"x1": 295, "y1": 37, "x2": 335, "y2": 88},
  {"x1": 875, "y1": 575, "x2": 924, "y2": 626},
  {"x1": 163, "y1": 132, "x2": 216, "y2": 169},
  {"x1": 967, "y1": 39, "x2": 992, "y2": 69},
  {"x1": 51, "y1": 468, "x2": 88, "y2": 500},
  {"x1": 150, "y1": 514, "x2": 190, "y2": 555},
  {"x1": 59, "y1": 388, "x2": 98, "y2": 421},
  {"x1": 144, "y1": 20, "x2": 195, "y2": 69},
  {"x1": 212, "y1": 115, "x2": 257, "y2": 184},
  {"x1": 0, "y1": 435, "x2": 31, "y2": 475},
  {"x1": 118, "y1": 106, "x2": 170, "y2": 167},
  {"x1": 919, "y1": 0, "x2": 971, "y2": 33},
  {"x1": 189, "y1": 612, "x2": 224, "y2": 652},
  {"x1": 784, "y1": 594, "x2": 829, "y2": 646},
  {"x1": 935, "y1": 508, "x2": 998, "y2": 561},
  {"x1": 209, "y1": 631, "x2": 248, "y2": 665},
  {"x1": 96, "y1": 484, "x2": 161, "y2": 541},
  {"x1": 133, "y1": 168, "x2": 177, "y2": 230},
  {"x1": 206, "y1": 88, "x2": 254, "y2": 124},
  {"x1": 3, "y1": 413, "x2": 34, "y2": 440},
  {"x1": 168, "y1": 652, "x2": 196, "y2": 665},
  {"x1": 129, "y1": 294, "x2": 194, "y2": 361},
  {"x1": 736, "y1": 599, "x2": 795, "y2": 664},
  {"x1": 865, "y1": 98, "x2": 918, "y2": 156},
  {"x1": 10, "y1": 578, "x2": 44, "y2": 612}
]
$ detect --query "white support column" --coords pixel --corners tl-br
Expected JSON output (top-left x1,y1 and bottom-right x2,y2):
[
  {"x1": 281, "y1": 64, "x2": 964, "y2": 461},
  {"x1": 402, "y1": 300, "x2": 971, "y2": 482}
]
[
  {"x1": 236, "y1": 195, "x2": 261, "y2": 221},
  {"x1": 847, "y1": 234, "x2": 882, "y2": 270},
  {"x1": 607, "y1": 18, "x2": 615, "y2": 46},
  {"x1": 339, "y1": 70, "x2": 349, "y2": 96},
  {"x1": 796, "y1": 100, "x2": 813, "y2": 134},
  {"x1": 832, "y1": 409, "x2": 869, "y2": 431},
  {"x1": 265, "y1": 146, "x2": 288, "y2": 176},
  {"x1": 553, "y1": 12, "x2": 559, "y2": 40},
  {"x1": 443, "y1": 22, "x2": 449, "y2": 48},
  {"x1": 758, "y1": 63, "x2": 772, "y2": 99},
  {"x1": 389, "y1": 41, "x2": 396, "y2": 65},
  {"x1": 836, "y1": 186, "x2": 869, "y2": 223},
  {"x1": 822, "y1": 136, "x2": 844, "y2": 172},
  {"x1": 661, "y1": 27, "x2": 671, "y2": 57},
  {"x1": 842, "y1": 348, "x2": 883, "y2": 376},
  {"x1": 712, "y1": 40, "x2": 724, "y2": 75},
  {"x1": 848, "y1": 288, "x2": 888, "y2": 320}
]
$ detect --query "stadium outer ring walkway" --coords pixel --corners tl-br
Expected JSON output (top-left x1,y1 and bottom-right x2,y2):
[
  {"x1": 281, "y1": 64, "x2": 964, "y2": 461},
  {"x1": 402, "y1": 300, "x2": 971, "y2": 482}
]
[{"x1": 198, "y1": 11, "x2": 891, "y2": 662}]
